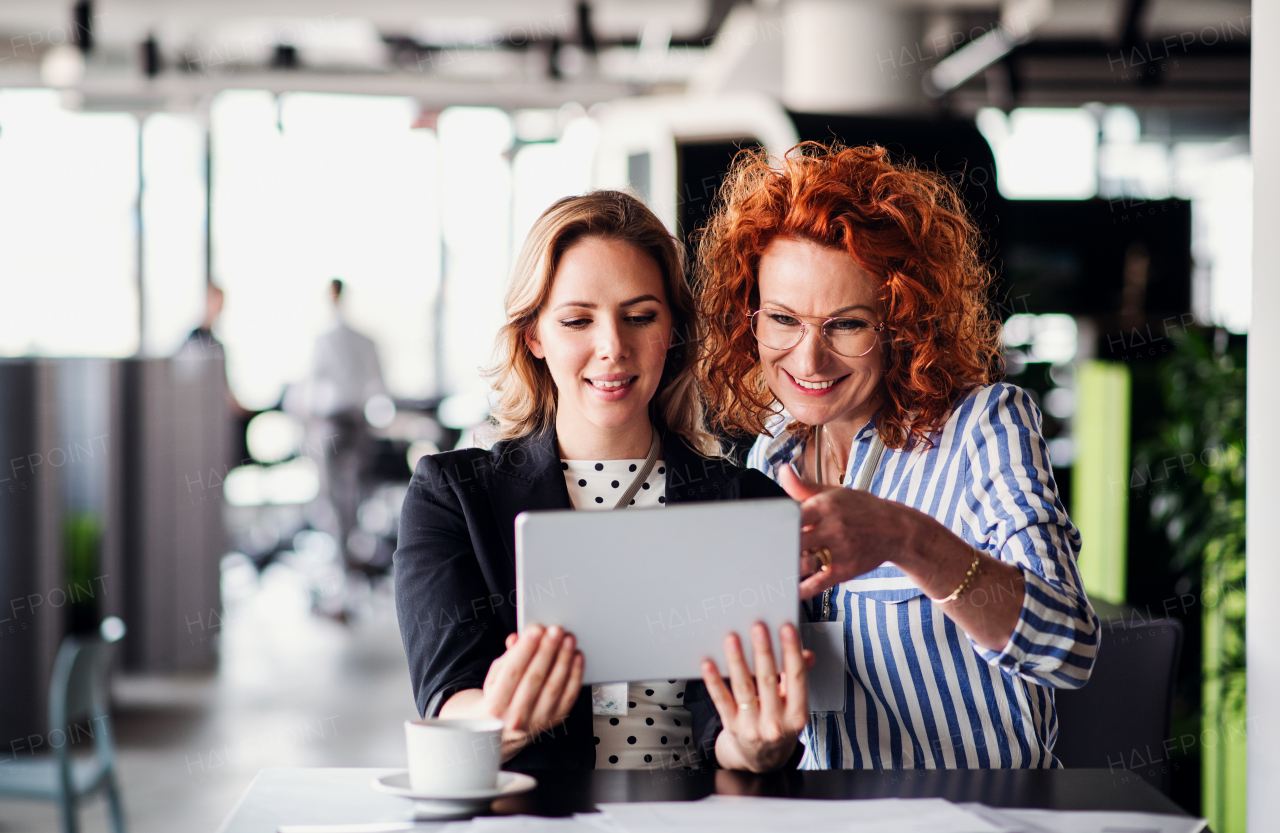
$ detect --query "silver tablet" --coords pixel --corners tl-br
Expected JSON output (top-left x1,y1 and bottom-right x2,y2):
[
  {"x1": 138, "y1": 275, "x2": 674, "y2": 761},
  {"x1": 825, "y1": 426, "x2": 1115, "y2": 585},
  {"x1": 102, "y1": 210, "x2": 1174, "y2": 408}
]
[{"x1": 515, "y1": 498, "x2": 800, "y2": 684}]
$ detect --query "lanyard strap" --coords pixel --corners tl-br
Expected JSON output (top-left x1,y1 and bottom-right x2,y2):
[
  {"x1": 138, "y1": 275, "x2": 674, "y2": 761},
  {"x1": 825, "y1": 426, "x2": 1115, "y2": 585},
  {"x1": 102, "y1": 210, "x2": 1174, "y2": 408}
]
[
  {"x1": 613, "y1": 427, "x2": 661, "y2": 509},
  {"x1": 853, "y1": 432, "x2": 886, "y2": 492},
  {"x1": 814, "y1": 424, "x2": 825, "y2": 486},
  {"x1": 813, "y1": 424, "x2": 885, "y2": 490},
  {"x1": 818, "y1": 428, "x2": 886, "y2": 620}
]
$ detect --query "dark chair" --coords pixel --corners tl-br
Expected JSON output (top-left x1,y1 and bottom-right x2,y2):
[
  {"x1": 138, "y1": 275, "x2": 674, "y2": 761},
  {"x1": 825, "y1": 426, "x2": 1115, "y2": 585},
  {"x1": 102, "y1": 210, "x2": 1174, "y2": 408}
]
[
  {"x1": 0, "y1": 618, "x2": 128, "y2": 833},
  {"x1": 1053, "y1": 616, "x2": 1183, "y2": 794}
]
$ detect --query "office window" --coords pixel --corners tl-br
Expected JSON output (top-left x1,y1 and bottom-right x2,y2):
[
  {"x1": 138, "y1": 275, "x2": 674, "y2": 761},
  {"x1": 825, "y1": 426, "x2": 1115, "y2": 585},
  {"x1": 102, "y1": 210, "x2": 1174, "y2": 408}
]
[
  {"x1": 211, "y1": 90, "x2": 440, "y2": 410},
  {"x1": 978, "y1": 107, "x2": 1099, "y2": 200},
  {"x1": 0, "y1": 89, "x2": 139, "y2": 357},
  {"x1": 437, "y1": 107, "x2": 512, "y2": 397},
  {"x1": 142, "y1": 113, "x2": 208, "y2": 357},
  {"x1": 1173, "y1": 144, "x2": 1252, "y2": 334},
  {"x1": 511, "y1": 116, "x2": 598, "y2": 256}
]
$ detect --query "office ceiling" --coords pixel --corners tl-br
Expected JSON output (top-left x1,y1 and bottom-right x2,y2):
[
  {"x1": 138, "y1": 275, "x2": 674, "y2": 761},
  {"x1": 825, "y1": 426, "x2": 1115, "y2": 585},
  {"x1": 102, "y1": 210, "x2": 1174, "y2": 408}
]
[{"x1": 0, "y1": 0, "x2": 1250, "y2": 118}]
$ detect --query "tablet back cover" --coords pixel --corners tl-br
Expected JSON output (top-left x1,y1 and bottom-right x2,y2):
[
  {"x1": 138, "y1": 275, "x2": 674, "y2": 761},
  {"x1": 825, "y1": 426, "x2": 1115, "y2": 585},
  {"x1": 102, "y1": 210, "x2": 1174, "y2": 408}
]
[{"x1": 515, "y1": 498, "x2": 799, "y2": 684}]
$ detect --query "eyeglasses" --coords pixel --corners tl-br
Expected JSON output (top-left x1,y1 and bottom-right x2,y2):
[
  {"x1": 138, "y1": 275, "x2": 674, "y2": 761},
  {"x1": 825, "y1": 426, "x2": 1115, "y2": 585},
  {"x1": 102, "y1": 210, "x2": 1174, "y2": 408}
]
[{"x1": 747, "y1": 308, "x2": 885, "y2": 358}]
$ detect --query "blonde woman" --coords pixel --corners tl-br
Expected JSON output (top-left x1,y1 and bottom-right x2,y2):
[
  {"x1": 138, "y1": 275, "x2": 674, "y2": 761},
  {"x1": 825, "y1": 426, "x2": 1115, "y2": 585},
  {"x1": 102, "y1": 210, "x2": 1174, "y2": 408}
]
[{"x1": 394, "y1": 192, "x2": 811, "y2": 774}]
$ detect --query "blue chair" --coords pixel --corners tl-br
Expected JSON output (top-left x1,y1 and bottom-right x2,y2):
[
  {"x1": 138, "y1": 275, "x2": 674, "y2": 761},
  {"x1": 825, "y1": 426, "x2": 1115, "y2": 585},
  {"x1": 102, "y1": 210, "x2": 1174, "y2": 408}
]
[{"x1": 0, "y1": 618, "x2": 128, "y2": 833}]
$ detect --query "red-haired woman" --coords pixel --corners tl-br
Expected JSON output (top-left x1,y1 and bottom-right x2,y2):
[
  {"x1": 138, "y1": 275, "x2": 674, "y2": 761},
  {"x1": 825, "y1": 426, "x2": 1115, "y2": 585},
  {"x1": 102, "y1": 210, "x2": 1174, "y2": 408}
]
[{"x1": 696, "y1": 143, "x2": 1099, "y2": 769}]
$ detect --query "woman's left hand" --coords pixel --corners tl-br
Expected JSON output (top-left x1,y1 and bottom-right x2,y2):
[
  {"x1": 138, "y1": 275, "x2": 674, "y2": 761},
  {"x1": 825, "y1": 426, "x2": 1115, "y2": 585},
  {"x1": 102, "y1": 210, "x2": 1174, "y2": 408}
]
[{"x1": 701, "y1": 622, "x2": 815, "y2": 772}]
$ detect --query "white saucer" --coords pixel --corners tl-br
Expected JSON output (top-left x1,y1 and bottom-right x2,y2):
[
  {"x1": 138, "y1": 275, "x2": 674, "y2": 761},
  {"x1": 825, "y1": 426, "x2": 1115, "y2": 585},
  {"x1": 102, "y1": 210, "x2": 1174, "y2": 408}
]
[{"x1": 371, "y1": 771, "x2": 537, "y2": 819}]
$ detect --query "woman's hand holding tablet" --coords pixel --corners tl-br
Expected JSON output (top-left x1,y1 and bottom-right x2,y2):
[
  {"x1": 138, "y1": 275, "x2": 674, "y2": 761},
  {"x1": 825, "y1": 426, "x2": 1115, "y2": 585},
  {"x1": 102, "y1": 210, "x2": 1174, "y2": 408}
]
[
  {"x1": 439, "y1": 624, "x2": 584, "y2": 763},
  {"x1": 701, "y1": 622, "x2": 815, "y2": 772}
]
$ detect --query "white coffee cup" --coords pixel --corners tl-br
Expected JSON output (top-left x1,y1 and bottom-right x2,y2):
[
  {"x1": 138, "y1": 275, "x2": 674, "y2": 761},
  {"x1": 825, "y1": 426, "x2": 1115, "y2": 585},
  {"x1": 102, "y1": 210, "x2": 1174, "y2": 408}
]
[{"x1": 404, "y1": 717, "x2": 504, "y2": 794}]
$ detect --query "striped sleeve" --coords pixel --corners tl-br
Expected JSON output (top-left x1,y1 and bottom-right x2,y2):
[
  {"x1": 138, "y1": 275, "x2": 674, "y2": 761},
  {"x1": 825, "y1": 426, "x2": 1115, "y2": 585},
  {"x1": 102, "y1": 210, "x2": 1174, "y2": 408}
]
[
  {"x1": 960, "y1": 384, "x2": 1100, "y2": 689},
  {"x1": 745, "y1": 432, "x2": 772, "y2": 474}
]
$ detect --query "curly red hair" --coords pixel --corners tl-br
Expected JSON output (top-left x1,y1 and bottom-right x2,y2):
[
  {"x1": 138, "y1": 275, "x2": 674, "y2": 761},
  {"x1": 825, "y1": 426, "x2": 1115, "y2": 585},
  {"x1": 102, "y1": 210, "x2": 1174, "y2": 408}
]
[{"x1": 696, "y1": 142, "x2": 1002, "y2": 450}]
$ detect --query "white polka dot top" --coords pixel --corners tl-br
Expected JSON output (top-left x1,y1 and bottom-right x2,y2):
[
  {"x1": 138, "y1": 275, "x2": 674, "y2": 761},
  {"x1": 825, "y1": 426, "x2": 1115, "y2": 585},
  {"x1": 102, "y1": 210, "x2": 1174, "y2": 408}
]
[
  {"x1": 561, "y1": 458, "x2": 667, "y2": 509},
  {"x1": 561, "y1": 459, "x2": 697, "y2": 772}
]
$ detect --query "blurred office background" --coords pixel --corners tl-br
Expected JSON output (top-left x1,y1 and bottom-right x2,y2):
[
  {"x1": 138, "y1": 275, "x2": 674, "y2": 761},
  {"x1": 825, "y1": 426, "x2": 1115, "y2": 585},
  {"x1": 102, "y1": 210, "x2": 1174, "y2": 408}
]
[{"x1": 0, "y1": 1, "x2": 1253, "y2": 831}]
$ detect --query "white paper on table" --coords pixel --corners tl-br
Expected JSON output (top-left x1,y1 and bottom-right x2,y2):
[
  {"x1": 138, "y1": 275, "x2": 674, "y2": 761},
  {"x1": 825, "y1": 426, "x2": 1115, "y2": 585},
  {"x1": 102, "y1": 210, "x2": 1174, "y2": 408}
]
[
  {"x1": 959, "y1": 804, "x2": 1209, "y2": 833},
  {"x1": 466, "y1": 815, "x2": 623, "y2": 833},
  {"x1": 597, "y1": 795, "x2": 1004, "y2": 833}
]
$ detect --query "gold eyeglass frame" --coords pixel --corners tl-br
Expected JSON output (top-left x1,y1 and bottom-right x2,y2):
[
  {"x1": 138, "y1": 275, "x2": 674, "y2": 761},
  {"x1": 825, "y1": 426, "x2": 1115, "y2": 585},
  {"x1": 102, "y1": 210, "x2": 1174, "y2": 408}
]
[{"x1": 746, "y1": 308, "x2": 886, "y2": 358}]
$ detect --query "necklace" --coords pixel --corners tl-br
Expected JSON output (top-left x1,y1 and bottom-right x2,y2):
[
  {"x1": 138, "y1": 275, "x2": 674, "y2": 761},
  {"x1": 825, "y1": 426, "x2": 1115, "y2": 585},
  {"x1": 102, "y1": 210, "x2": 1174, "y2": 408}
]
[{"x1": 812, "y1": 424, "x2": 847, "y2": 487}]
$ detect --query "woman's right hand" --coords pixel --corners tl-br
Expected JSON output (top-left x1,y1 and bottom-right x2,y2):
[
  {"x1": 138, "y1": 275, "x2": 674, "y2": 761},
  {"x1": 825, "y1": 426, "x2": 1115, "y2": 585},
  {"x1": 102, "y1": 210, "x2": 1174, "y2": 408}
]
[{"x1": 439, "y1": 624, "x2": 584, "y2": 762}]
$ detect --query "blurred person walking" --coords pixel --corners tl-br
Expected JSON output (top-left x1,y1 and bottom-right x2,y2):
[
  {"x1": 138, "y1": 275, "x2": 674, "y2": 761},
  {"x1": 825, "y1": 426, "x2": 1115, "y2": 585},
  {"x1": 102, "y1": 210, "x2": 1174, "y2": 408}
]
[
  {"x1": 307, "y1": 278, "x2": 388, "y2": 582},
  {"x1": 181, "y1": 282, "x2": 228, "y2": 360},
  {"x1": 178, "y1": 282, "x2": 249, "y2": 414}
]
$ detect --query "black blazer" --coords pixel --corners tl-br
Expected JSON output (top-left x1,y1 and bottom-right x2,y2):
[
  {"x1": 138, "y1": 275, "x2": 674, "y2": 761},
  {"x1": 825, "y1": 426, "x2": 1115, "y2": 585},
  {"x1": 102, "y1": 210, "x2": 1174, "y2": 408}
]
[{"x1": 393, "y1": 423, "x2": 786, "y2": 771}]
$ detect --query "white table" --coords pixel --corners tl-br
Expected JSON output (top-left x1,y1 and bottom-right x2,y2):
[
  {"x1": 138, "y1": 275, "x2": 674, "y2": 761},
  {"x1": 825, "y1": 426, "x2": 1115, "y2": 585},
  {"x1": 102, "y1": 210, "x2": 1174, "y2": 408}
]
[
  {"x1": 216, "y1": 766, "x2": 1193, "y2": 833},
  {"x1": 215, "y1": 768, "x2": 417, "y2": 833}
]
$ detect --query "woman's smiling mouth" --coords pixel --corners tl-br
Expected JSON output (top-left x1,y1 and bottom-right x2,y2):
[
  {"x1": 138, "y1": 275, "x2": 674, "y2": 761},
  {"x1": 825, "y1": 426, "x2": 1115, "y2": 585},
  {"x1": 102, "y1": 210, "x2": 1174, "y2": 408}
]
[
  {"x1": 588, "y1": 376, "x2": 636, "y2": 389},
  {"x1": 585, "y1": 375, "x2": 638, "y2": 399},
  {"x1": 784, "y1": 369, "x2": 850, "y2": 395}
]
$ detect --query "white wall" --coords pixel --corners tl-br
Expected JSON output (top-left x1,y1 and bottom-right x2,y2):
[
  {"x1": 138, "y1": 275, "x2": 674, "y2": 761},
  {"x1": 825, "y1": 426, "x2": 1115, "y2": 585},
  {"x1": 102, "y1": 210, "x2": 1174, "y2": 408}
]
[{"x1": 1247, "y1": 0, "x2": 1278, "y2": 829}]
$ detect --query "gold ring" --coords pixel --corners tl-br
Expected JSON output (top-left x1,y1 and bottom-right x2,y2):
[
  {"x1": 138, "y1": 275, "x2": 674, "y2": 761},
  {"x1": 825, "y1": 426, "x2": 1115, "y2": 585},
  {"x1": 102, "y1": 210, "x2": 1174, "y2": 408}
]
[
  {"x1": 805, "y1": 547, "x2": 833, "y2": 570},
  {"x1": 737, "y1": 698, "x2": 757, "y2": 709}
]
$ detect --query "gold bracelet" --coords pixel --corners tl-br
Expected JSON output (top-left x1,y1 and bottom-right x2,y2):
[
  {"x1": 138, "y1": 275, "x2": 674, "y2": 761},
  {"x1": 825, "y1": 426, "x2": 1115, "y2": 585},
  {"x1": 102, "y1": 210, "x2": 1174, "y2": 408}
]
[{"x1": 934, "y1": 550, "x2": 982, "y2": 604}]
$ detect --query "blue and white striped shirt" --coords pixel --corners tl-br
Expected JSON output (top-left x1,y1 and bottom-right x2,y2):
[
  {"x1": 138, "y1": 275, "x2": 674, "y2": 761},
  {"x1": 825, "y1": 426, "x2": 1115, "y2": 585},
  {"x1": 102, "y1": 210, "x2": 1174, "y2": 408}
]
[{"x1": 747, "y1": 383, "x2": 1099, "y2": 769}]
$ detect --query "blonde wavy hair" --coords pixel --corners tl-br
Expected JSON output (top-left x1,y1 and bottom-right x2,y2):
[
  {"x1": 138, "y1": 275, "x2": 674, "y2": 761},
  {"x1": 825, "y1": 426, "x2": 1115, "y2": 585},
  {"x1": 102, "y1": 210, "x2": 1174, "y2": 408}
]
[{"x1": 485, "y1": 191, "x2": 719, "y2": 455}]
